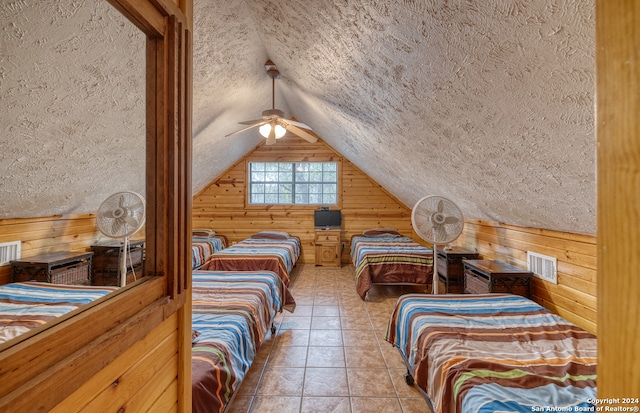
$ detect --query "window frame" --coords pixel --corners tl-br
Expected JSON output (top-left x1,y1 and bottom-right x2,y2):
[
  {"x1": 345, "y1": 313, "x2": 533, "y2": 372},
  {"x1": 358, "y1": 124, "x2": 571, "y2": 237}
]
[
  {"x1": 248, "y1": 161, "x2": 339, "y2": 206},
  {"x1": 244, "y1": 158, "x2": 343, "y2": 210}
]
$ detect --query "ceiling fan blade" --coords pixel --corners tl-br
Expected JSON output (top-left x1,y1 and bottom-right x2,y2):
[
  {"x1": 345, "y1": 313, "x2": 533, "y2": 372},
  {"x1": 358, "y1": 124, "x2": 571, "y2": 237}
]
[
  {"x1": 225, "y1": 120, "x2": 268, "y2": 138},
  {"x1": 238, "y1": 119, "x2": 265, "y2": 125},
  {"x1": 284, "y1": 119, "x2": 312, "y2": 130},
  {"x1": 283, "y1": 123, "x2": 318, "y2": 143}
]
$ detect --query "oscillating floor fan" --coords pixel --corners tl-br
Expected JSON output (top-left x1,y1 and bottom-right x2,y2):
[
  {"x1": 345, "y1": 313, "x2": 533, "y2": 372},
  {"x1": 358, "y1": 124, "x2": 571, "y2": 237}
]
[
  {"x1": 411, "y1": 196, "x2": 464, "y2": 294},
  {"x1": 96, "y1": 191, "x2": 146, "y2": 287}
]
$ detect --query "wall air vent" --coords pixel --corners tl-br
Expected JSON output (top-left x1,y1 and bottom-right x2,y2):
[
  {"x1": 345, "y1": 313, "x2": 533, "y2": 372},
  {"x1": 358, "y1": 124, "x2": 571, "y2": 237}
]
[
  {"x1": 0, "y1": 241, "x2": 21, "y2": 266},
  {"x1": 527, "y1": 251, "x2": 557, "y2": 284}
]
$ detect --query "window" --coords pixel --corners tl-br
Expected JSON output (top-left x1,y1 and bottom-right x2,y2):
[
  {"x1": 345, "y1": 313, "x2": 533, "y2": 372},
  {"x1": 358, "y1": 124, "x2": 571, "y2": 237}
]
[{"x1": 249, "y1": 162, "x2": 338, "y2": 205}]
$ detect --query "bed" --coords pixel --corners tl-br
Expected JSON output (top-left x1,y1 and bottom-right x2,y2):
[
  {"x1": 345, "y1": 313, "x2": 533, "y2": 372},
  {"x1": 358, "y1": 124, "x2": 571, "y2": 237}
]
[
  {"x1": 192, "y1": 229, "x2": 229, "y2": 270},
  {"x1": 191, "y1": 270, "x2": 295, "y2": 413},
  {"x1": 351, "y1": 229, "x2": 433, "y2": 299},
  {"x1": 200, "y1": 232, "x2": 301, "y2": 286},
  {"x1": 385, "y1": 293, "x2": 597, "y2": 413},
  {"x1": 0, "y1": 281, "x2": 117, "y2": 345}
]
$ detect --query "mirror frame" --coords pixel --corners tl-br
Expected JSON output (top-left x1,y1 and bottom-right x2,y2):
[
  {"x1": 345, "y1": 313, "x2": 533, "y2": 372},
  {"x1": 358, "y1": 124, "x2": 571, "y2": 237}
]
[{"x1": 0, "y1": 0, "x2": 193, "y2": 411}]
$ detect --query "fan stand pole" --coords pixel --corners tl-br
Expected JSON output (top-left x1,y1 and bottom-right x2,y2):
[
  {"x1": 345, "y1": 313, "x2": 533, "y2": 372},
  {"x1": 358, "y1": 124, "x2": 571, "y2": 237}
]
[
  {"x1": 432, "y1": 244, "x2": 439, "y2": 294},
  {"x1": 120, "y1": 237, "x2": 128, "y2": 288}
]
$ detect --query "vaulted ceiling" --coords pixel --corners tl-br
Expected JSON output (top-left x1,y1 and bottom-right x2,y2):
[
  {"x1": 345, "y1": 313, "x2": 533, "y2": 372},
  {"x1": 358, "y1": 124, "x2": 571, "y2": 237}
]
[{"x1": 1, "y1": 0, "x2": 595, "y2": 234}]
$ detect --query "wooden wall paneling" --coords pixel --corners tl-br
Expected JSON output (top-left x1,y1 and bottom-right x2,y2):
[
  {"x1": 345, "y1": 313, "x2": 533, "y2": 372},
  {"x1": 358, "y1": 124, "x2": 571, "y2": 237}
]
[
  {"x1": 192, "y1": 135, "x2": 416, "y2": 265},
  {"x1": 51, "y1": 310, "x2": 178, "y2": 413},
  {"x1": 459, "y1": 220, "x2": 597, "y2": 333},
  {"x1": 596, "y1": 0, "x2": 640, "y2": 397}
]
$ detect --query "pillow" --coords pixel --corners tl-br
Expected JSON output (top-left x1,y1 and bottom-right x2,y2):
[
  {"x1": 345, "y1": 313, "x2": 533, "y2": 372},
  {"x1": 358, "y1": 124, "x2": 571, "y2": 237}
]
[
  {"x1": 362, "y1": 228, "x2": 402, "y2": 238},
  {"x1": 192, "y1": 228, "x2": 216, "y2": 237},
  {"x1": 250, "y1": 231, "x2": 290, "y2": 240}
]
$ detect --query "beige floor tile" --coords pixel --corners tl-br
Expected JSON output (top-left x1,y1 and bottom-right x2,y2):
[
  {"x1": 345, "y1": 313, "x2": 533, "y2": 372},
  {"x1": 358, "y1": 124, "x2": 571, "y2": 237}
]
[
  {"x1": 350, "y1": 397, "x2": 402, "y2": 413},
  {"x1": 311, "y1": 316, "x2": 342, "y2": 330},
  {"x1": 344, "y1": 346, "x2": 386, "y2": 369},
  {"x1": 309, "y1": 329, "x2": 343, "y2": 346},
  {"x1": 256, "y1": 367, "x2": 305, "y2": 396},
  {"x1": 313, "y1": 305, "x2": 340, "y2": 316},
  {"x1": 235, "y1": 365, "x2": 264, "y2": 396},
  {"x1": 342, "y1": 329, "x2": 378, "y2": 347},
  {"x1": 273, "y1": 329, "x2": 310, "y2": 347},
  {"x1": 380, "y1": 345, "x2": 406, "y2": 369},
  {"x1": 303, "y1": 367, "x2": 349, "y2": 397},
  {"x1": 249, "y1": 396, "x2": 301, "y2": 413},
  {"x1": 346, "y1": 368, "x2": 396, "y2": 397},
  {"x1": 340, "y1": 316, "x2": 372, "y2": 330},
  {"x1": 307, "y1": 346, "x2": 345, "y2": 368},
  {"x1": 280, "y1": 316, "x2": 312, "y2": 330},
  {"x1": 301, "y1": 396, "x2": 351, "y2": 413},
  {"x1": 399, "y1": 397, "x2": 432, "y2": 413},
  {"x1": 266, "y1": 345, "x2": 308, "y2": 367}
]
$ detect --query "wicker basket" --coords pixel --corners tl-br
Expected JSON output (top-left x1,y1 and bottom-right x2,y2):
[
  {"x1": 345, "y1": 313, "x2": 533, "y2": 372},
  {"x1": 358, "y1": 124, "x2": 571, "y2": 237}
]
[{"x1": 50, "y1": 262, "x2": 90, "y2": 285}]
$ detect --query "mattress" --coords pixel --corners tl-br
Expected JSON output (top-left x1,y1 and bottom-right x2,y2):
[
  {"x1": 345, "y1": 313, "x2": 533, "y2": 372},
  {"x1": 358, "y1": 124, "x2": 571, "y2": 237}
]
[
  {"x1": 350, "y1": 235, "x2": 433, "y2": 299},
  {"x1": 0, "y1": 282, "x2": 117, "y2": 344},
  {"x1": 200, "y1": 236, "x2": 301, "y2": 286},
  {"x1": 386, "y1": 293, "x2": 597, "y2": 413},
  {"x1": 191, "y1": 270, "x2": 295, "y2": 413}
]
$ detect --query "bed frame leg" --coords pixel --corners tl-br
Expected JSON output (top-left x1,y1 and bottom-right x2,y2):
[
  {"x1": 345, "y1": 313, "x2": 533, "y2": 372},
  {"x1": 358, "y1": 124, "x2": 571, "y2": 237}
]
[
  {"x1": 271, "y1": 324, "x2": 276, "y2": 334},
  {"x1": 404, "y1": 371, "x2": 415, "y2": 385}
]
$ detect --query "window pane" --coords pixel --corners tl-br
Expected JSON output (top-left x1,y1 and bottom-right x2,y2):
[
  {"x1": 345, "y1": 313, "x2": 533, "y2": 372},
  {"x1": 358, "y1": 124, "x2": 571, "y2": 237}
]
[
  {"x1": 309, "y1": 183, "x2": 322, "y2": 194},
  {"x1": 265, "y1": 194, "x2": 278, "y2": 203},
  {"x1": 297, "y1": 172, "x2": 308, "y2": 182},
  {"x1": 323, "y1": 171, "x2": 336, "y2": 182},
  {"x1": 309, "y1": 171, "x2": 322, "y2": 182},
  {"x1": 324, "y1": 194, "x2": 337, "y2": 204},
  {"x1": 251, "y1": 171, "x2": 264, "y2": 182},
  {"x1": 309, "y1": 193, "x2": 321, "y2": 203},
  {"x1": 323, "y1": 184, "x2": 336, "y2": 194},
  {"x1": 265, "y1": 163, "x2": 279, "y2": 172},
  {"x1": 252, "y1": 184, "x2": 264, "y2": 193},
  {"x1": 323, "y1": 162, "x2": 336, "y2": 171},
  {"x1": 280, "y1": 184, "x2": 292, "y2": 194},
  {"x1": 279, "y1": 171, "x2": 292, "y2": 181},
  {"x1": 295, "y1": 193, "x2": 308, "y2": 203},
  {"x1": 251, "y1": 162, "x2": 265, "y2": 172},
  {"x1": 265, "y1": 183, "x2": 278, "y2": 193},
  {"x1": 251, "y1": 193, "x2": 264, "y2": 203}
]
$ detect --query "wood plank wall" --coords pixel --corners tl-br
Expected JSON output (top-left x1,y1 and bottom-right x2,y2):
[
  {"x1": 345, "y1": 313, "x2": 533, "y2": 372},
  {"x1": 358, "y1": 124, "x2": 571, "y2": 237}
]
[
  {"x1": 0, "y1": 214, "x2": 103, "y2": 285},
  {"x1": 456, "y1": 220, "x2": 596, "y2": 333},
  {"x1": 192, "y1": 135, "x2": 416, "y2": 265}
]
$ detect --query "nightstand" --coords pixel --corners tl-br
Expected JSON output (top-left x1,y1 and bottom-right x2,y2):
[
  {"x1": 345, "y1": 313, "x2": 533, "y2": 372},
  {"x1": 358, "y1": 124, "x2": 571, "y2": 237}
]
[
  {"x1": 11, "y1": 251, "x2": 94, "y2": 285},
  {"x1": 463, "y1": 259, "x2": 532, "y2": 298},
  {"x1": 91, "y1": 240, "x2": 145, "y2": 286},
  {"x1": 314, "y1": 228, "x2": 342, "y2": 267},
  {"x1": 436, "y1": 246, "x2": 480, "y2": 293}
]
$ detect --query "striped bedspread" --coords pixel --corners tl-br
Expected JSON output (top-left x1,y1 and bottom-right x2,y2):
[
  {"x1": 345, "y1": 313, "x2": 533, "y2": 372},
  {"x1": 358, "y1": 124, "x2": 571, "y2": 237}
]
[
  {"x1": 386, "y1": 294, "x2": 597, "y2": 413},
  {"x1": 192, "y1": 236, "x2": 227, "y2": 269},
  {"x1": 200, "y1": 237, "x2": 300, "y2": 286},
  {"x1": 350, "y1": 235, "x2": 433, "y2": 299},
  {"x1": 191, "y1": 270, "x2": 295, "y2": 413},
  {"x1": 0, "y1": 282, "x2": 117, "y2": 344}
]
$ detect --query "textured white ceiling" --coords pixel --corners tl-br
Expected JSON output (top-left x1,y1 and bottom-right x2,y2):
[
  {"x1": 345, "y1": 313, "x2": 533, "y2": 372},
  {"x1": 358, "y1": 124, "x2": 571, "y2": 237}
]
[{"x1": 1, "y1": 0, "x2": 596, "y2": 235}]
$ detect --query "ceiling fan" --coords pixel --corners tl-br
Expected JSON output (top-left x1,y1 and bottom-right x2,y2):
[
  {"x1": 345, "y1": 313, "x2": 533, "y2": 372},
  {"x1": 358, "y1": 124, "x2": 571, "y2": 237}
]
[{"x1": 225, "y1": 60, "x2": 318, "y2": 145}]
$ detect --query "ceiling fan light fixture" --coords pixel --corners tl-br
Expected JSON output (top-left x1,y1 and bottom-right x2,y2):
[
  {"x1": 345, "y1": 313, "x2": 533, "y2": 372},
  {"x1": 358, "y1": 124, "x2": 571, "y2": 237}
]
[{"x1": 259, "y1": 123, "x2": 286, "y2": 139}]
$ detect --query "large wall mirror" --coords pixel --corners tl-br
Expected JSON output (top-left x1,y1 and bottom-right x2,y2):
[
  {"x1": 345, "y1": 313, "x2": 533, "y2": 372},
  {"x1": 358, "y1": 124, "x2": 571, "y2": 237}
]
[{"x1": 0, "y1": 0, "x2": 146, "y2": 348}]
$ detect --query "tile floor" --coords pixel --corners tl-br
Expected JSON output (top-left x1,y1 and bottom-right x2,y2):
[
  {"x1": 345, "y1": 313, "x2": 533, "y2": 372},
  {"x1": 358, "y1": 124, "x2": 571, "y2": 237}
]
[{"x1": 226, "y1": 263, "x2": 431, "y2": 413}]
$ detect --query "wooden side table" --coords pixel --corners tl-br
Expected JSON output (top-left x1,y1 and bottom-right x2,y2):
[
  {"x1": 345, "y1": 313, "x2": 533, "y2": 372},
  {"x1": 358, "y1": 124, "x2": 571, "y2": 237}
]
[
  {"x1": 11, "y1": 251, "x2": 94, "y2": 285},
  {"x1": 463, "y1": 259, "x2": 532, "y2": 298},
  {"x1": 436, "y1": 246, "x2": 480, "y2": 293},
  {"x1": 314, "y1": 228, "x2": 342, "y2": 267}
]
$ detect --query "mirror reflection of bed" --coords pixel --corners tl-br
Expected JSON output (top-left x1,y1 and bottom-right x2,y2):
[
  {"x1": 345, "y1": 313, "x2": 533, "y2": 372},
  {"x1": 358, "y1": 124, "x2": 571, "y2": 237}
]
[{"x1": 0, "y1": 0, "x2": 145, "y2": 348}]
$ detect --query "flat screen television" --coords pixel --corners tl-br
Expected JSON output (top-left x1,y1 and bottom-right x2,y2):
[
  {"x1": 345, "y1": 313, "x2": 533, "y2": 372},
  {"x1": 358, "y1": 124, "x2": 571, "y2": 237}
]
[{"x1": 314, "y1": 209, "x2": 342, "y2": 229}]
